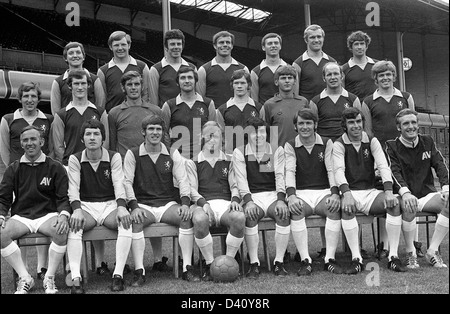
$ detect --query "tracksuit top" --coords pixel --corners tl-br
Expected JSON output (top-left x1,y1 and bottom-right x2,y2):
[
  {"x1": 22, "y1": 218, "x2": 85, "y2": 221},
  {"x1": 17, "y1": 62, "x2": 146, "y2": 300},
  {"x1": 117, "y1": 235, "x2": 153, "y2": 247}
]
[
  {"x1": 0, "y1": 154, "x2": 70, "y2": 219},
  {"x1": 385, "y1": 134, "x2": 449, "y2": 199}
]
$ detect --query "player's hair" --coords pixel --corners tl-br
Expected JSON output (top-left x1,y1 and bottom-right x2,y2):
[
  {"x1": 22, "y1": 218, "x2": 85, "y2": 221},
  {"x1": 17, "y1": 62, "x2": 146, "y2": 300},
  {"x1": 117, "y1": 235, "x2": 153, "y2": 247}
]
[
  {"x1": 20, "y1": 125, "x2": 43, "y2": 137},
  {"x1": 372, "y1": 60, "x2": 396, "y2": 81},
  {"x1": 164, "y1": 29, "x2": 185, "y2": 48},
  {"x1": 108, "y1": 31, "x2": 131, "y2": 48},
  {"x1": 293, "y1": 108, "x2": 318, "y2": 126},
  {"x1": 303, "y1": 24, "x2": 325, "y2": 40},
  {"x1": 395, "y1": 108, "x2": 418, "y2": 125},
  {"x1": 121, "y1": 70, "x2": 142, "y2": 88},
  {"x1": 201, "y1": 121, "x2": 223, "y2": 149},
  {"x1": 261, "y1": 33, "x2": 282, "y2": 47},
  {"x1": 176, "y1": 66, "x2": 198, "y2": 84},
  {"x1": 80, "y1": 119, "x2": 106, "y2": 141},
  {"x1": 322, "y1": 61, "x2": 342, "y2": 78},
  {"x1": 141, "y1": 114, "x2": 166, "y2": 133},
  {"x1": 18, "y1": 82, "x2": 41, "y2": 101},
  {"x1": 213, "y1": 31, "x2": 235, "y2": 45},
  {"x1": 67, "y1": 69, "x2": 92, "y2": 88},
  {"x1": 245, "y1": 116, "x2": 269, "y2": 138},
  {"x1": 274, "y1": 65, "x2": 297, "y2": 81},
  {"x1": 346, "y1": 30, "x2": 371, "y2": 50},
  {"x1": 63, "y1": 41, "x2": 86, "y2": 61},
  {"x1": 230, "y1": 69, "x2": 251, "y2": 88},
  {"x1": 341, "y1": 107, "x2": 365, "y2": 132}
]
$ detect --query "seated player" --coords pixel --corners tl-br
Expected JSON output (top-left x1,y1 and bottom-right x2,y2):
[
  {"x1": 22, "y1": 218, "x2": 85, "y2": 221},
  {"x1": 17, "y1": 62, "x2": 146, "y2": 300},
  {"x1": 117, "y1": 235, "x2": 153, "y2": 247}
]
[
  {"x1": 284, "y1": 108, "x2": 342, "y2": 275},
  {"x1": 66, "y1": 119, "x2": 132, "y2": 293},
  {"x1": 123, "y1": 115, "x2": 202, "y2": 284},
  {"x1": 386, "y1": 109, "x2": 448, "y2": 268},
  {"x1": 186, "y1": 121, "x2": 245, "y2": 280},
  {"x1": 232, "y1": 116, "x2": 290, "y2": 278},
  {"x1": 0, "y1": 125, "x2": 70, "y2": 294},
  {"x1": 333, "y1": 107, "x2": 405, "y2": 274}
]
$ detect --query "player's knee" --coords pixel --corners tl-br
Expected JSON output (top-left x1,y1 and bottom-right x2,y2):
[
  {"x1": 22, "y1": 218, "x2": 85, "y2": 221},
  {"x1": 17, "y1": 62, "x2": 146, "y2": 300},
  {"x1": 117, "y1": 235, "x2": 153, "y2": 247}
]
[
  {"x1": 51, "y1": 231, "x2": 68, "y2": 246},
  {"x1": 402, "y1": 211, "x2": 416, "y2": 222},
  {"x1": 228, "y1": 211, "x2": 245, "y2": 229},
  {"x1": 341, "y1": 211, "x2": 355, "y2": 220},
  {"x1": 132, "y1": 222, "x2": 144, "y2": 233},
  {"x1": 327, "y1": 210, "x2": 341, "y2": 220},
  {"x1": 440, "y1": 206, "x2": 449, "y2": 218}
]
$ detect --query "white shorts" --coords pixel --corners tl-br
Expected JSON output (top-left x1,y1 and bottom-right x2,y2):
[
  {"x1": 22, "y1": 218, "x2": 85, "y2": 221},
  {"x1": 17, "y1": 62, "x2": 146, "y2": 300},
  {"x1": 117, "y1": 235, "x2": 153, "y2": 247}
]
[
  {"x1": 295, "y1": 189, "x2": 330, "y2": 213},
  {"x1": 81, "y1": 201, "x2": 117, "y2": 226},
  {"x1": 138, "y1": 201, "x2": 177, "y2": 223},
  {"x1": 10, "y1": 212, "x2": 58, "y2": 234},
  {"x1": 208, "y1": 199, "x2": 231, "y2": 226},
  {"x1": 252, "y1": 191, "x2": 278, "y2": 215},
  {"x1": 351, "y1": 189, "x2": 383, "y2": 215},
  {"x1": 418, "y1": 192, "x2": 440, "y2": 212}
]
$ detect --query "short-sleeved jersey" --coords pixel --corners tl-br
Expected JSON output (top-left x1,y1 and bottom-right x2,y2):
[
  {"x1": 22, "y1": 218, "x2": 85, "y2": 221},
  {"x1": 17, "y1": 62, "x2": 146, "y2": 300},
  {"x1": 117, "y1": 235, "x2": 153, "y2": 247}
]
[
  {"x1": 293, "y1": 51, "x2": 337, "y2": 101},
  {"x1": 251, "y1": 59, "x2": 287, "y2": 104},
  {"x1": 163, "y1": 94, "x2": 215, "y2": 159},
  {"x1": 362, "y1": 88, "x2": 413, "y2": 146},
  {"x1": 309, "y1": 89, "x2": 361, "y2": 141},
  {"x1": 150, "y1": 58, "x2": 196, "y2": 107},
  {"x1": 198, "y1": 58, "x2": 247, "y2": 108},
  {"x1": 341, "y1": 57, "x2": 377, "y2": 101},
  {"x1": 98, "y1": 57, "x2": 147, "y2": 112},
  {"x1": 54, "y1": 70, "x2": 98, "y2": 109}
]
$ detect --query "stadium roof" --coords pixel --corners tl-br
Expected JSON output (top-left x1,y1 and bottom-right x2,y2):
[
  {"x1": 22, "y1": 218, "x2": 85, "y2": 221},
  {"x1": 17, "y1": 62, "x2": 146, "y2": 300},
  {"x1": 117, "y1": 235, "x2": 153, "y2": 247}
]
[{"x1": 91, "y1": 0, "x2": 449, "y2": 37}]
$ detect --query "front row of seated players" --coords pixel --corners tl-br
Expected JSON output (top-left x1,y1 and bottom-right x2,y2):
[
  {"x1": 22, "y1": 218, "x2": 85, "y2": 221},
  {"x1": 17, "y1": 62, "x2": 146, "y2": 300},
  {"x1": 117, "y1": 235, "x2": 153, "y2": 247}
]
[{"x1": 1, "y1": 108, "x2": 447, "y2": 293}]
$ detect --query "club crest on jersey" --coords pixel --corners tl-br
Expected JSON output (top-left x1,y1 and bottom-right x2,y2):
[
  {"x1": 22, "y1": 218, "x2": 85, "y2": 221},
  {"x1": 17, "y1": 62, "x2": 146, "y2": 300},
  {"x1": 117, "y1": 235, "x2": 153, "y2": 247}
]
[
  {"x1": 91, "y1": 116, "x2": 97, "y2": 120},
  {"x1": 318, "y1": 152, "x2": 324, "y2": 162},
  {"x1": 165, "y1": 161, "x2": 171, "y2": 171},
  {"x1": 251, "y1": 111, "x2": 257, "y2": 117},
  {"x1": 363, "y1": 148, "x2": 370, "y2": 159},
  {"x1": 104, "y1": 169, "x2": 110, "y2": 180},
  {"x1": 260, "y1": 158, "x2": 273, "y2": 172},
  {"x1": 198, "y1": 107, "x2": 205, "y2": 116},
  {"x1": 222, "y1": 167, "x2": 228, "y2": 177},
  {"x1": 40, "y1": 125, "x2": 47, "y2": 133},
  {"x1": 40, "y1": 177, "x2": 52, "y2": 186},
  {"x1": 343, "y1": 103, "x2": 349, "y2": 109},
  {"x1": 397, "y1": 101, "x2": 404, "y2": 109},
  {"x1": 422, "y1": 151, "x2": 431, "y2": 160}
]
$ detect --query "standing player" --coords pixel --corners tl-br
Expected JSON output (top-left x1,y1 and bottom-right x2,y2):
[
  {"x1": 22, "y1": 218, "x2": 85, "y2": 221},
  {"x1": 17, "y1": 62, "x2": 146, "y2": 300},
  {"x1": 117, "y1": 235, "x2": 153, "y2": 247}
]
[
  {"x1": 149, "y1": 29, "x2": 197, "y2": 108},
  {"x1": 386, "y1": 109, "x2": 449, "y2": 269},
  {"x1": 285, "y1": 108, "x2": 342, "y2": 275},
  {"x1": 52, "y1": 70, "x2": 109, "y2": 167},
  {"x1": 216, "y1": 69, "x2": 262, "y2": 155},
  {"x1": 51, "y1": 41, "x2": 105, "y2": 115},
  {"x1": 108, "y1": 71, "x2": 168, "y2": 272},
  {"x1": 0, "y1": 82, "x2": 53, "y2": 279},
  {"x1": 0, "y1": 125, "x2": 70, "y2": 294},
  {"x1": 333, "y1": 107, "x2": 405, "y2": 274},
  {"x1": 250, "y1": 33, "x2": 288, "y2": 105},
  {"x1": 66, "y1": 119, "x2": 132, "y2": 294},
  {"x1": 361, "y1": 60, "x2": 416, "y2": 258},
  {"x1": 292, "y1": 24, "x2": 337, "y2": 101},
  {"x1": 109, "y1": 71, "x2": 164, "y2": 160},
  {"x1": 197, "y1": 31, "x2": 249, "y2": 109},
  {"x1": 161, "y1": 66, "x2": 216, "y2": 159},
  {"x1": 97, "y1": 31, "x2": 151, "y2": 113},
  {"x1": 309, "y1": 62, "x2": 362, "y2": 141},
  {"x1": 186, "y1": 121, "x2": 245, "y2": 280},
  {"x1": 260, "y1": 65, "x2": 309, "y2": 147},
  {"x1": 123, "y1": 115, "x2": 202, "y2": 283},
  {"x1": 232, "y1": 117, "x2": 290, "y2": 278},
  {"x1": 341, "y1": 31, "x2": 378, "y2": 102}
]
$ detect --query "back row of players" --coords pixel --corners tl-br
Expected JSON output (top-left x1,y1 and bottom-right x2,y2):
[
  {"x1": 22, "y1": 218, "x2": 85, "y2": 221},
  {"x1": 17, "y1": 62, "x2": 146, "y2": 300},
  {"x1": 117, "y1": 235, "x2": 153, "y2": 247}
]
[{"x1": 0, "y1": 25, "x2": 448, "y2": 294}]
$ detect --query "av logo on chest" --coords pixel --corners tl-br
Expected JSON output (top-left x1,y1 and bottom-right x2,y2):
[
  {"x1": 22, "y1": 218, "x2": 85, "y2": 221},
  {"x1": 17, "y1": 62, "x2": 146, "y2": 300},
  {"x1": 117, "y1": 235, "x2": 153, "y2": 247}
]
[
  {"x1": 40, "y1": 177, "x2": 52, "y2": 186},
  {"x1": 422, "y1": 151, "x2": 431, "y2": 160}
]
